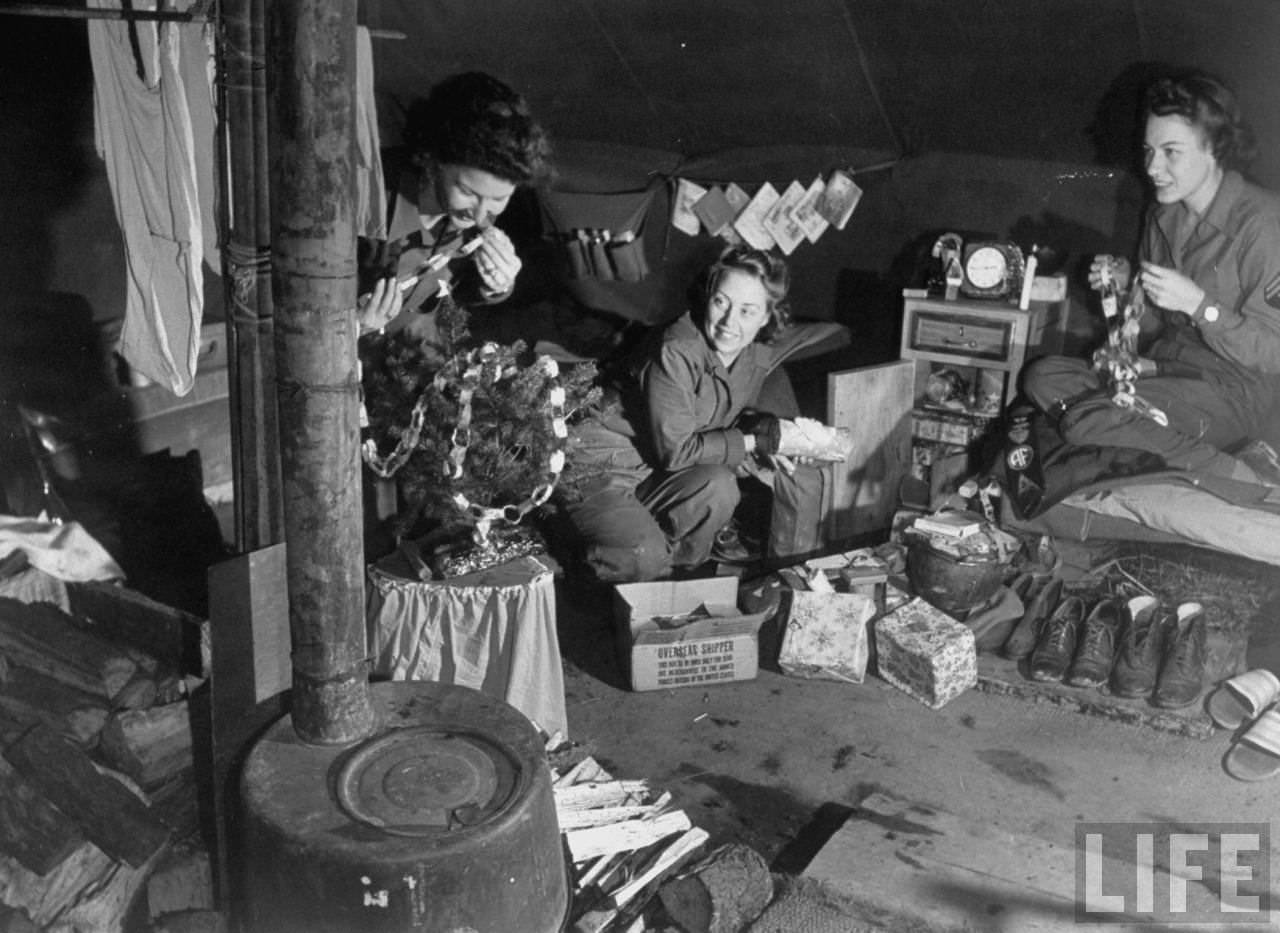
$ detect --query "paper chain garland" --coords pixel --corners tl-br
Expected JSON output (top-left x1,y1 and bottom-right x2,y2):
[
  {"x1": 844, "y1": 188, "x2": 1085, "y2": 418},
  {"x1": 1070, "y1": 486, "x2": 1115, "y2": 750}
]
[{"x1": 361, "y1": 343, "x2": 569, "y2": 540}]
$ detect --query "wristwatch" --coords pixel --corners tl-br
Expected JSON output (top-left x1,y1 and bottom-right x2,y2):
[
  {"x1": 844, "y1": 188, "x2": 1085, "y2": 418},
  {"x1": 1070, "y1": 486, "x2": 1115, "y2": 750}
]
[{"x1": 1201, "y1": 304, "x2": 1220, "y2": 323}]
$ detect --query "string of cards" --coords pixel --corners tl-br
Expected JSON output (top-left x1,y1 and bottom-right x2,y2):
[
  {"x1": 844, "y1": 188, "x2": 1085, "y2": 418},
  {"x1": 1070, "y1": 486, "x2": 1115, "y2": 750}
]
[{"x1": 669, "y1": 169, "x2": 862, "y2": 255}]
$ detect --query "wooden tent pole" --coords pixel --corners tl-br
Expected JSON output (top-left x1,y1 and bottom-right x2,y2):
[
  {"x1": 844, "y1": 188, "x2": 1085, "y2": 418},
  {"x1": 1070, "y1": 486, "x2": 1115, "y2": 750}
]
[
  {"x1": 266, "y1": 0, "x2": 375, "y2": 744},
  {"x1": 219, "y1": 0, "x2": 284, "y2": 552}
]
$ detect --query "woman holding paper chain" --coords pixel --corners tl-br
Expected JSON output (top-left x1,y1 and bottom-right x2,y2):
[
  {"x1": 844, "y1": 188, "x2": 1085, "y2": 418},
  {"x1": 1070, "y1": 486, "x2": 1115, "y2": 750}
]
[
  {"x1": 565, "y1": 245, "x2": 840, "y2": 582},
  {"x1": 356, "y1": 72, "x2": 551, "y2": 341},
  {"x1": 1023, "y1": 70, "x2": 1280, "y2": 485}
]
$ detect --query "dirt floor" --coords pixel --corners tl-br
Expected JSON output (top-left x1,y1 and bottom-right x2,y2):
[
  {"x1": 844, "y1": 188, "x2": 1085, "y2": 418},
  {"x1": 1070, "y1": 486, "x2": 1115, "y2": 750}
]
[{"x1": 551, "y1": 546, "x2": 1280, "y2": 931}]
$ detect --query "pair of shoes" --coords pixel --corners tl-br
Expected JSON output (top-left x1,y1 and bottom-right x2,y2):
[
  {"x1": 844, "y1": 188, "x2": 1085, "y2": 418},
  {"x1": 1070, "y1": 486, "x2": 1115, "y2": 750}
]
[
  {"x1": 1150, "y1": 603, "x2": 1207, "y2": 709},
  {"x1": 1110, "y1": 598, "x2": 1208, "y2": 706},
  {"x1": 1235, "y1": 439, "x2": 1280, "y2": 487},
  {"x1": 1029, "y1": 594, "x2": 1125, "y2": 685},
  {"x1": 1212, "y1": 670, "x2": 1280, "y2": 780},
  {"x1": 1003, "y1": 576, "x2": 1062, "y2": 661}
]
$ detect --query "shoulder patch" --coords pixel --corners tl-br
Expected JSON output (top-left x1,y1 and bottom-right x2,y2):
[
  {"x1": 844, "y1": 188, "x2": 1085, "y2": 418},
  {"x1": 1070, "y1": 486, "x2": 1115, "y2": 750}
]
[{"x1": 1267, "y1": 271, "x2": 1280, "y2": 310}]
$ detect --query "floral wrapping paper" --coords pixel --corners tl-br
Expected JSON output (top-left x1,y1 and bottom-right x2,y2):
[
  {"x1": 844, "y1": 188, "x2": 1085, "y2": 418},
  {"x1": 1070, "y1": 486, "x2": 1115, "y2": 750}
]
[
  {"x1": 778, "y1": 591, "x2": 878, "y2": 683},
  {"x1": 875, "y1": 596, "x2": 977, "y2": 709}
]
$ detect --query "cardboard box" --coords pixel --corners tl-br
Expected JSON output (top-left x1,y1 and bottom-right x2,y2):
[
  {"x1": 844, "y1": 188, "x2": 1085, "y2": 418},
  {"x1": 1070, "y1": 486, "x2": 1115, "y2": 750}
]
[{"x1": 613, "y1": 577, "x2": 768, "y2": 692}]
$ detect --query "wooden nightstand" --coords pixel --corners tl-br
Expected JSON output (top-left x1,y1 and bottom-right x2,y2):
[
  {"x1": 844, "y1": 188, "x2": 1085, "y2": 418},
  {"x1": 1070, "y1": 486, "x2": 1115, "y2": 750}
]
[{"x1": 900, "y1": 294, "x2": 1066, "y2": 501}]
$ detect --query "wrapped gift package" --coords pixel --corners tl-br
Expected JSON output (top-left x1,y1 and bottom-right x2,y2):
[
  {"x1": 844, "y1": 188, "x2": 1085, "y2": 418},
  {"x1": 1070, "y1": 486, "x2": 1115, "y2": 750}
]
[
  {"x1": 778, "y1": 590, "x2": 878, "y2": 683},
  {"x1": 874, "y1": 596, "x2": 977, "y2": 709}
]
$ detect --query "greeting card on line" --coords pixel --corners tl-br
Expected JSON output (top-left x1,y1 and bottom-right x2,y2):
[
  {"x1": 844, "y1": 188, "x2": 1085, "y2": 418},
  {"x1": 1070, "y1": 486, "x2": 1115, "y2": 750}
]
[
  {"x1": 794, "y1": 176, "x2": 831, "y2": 243},
  {"x1": 816, "y1": 169, "x2": 863, "y2": 230},
  {"x1": 671, "y1": 178, "x2": 708, "y2": 236},
  {"x1": 692, "y1": 186, "x2": 737, "y2": 237},
  {"x1": 733, "y1": 182, "x2": 780, "y2": 251},
  {"x1": 719, "y1": 184, "x2": 751, "y2": 244},
  {"x1": 762, "y1": 180, "x2": 807, "y2": 255}
]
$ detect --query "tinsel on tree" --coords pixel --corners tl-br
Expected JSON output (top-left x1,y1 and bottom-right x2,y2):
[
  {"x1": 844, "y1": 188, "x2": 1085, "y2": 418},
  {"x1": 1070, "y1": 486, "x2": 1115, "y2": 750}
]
[{"x1": 360, "y1": 289, "x2": 602, "y2": 541}]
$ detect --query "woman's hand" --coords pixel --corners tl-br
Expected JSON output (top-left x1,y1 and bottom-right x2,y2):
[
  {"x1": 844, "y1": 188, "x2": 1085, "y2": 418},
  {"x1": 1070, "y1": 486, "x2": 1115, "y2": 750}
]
[
  {"x1": 760, "y1": 452, "x2": 820, "y2": 476},
  {"x1": 474, "y1": 227, "x2": 521, "y2": 297},
  {"x1": 1139, "y1": 261, "x2": 1206, "y2": 315},
  {"x1": 357, "y1": 276, "x2": 403, "y2": 336},
  {"x1": 1088, "y1": 255, "x2": 1131, "y2": 292}
]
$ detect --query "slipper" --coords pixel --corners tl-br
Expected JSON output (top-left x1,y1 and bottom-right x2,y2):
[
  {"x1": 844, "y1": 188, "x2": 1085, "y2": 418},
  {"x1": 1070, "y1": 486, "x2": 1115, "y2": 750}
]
[
  {"x1": 1224, "y1": 708, "x2": 1280, "y2": 782},
  {"x1": 1207, "y1": 668, "x2": 1280, "y2": 730}
]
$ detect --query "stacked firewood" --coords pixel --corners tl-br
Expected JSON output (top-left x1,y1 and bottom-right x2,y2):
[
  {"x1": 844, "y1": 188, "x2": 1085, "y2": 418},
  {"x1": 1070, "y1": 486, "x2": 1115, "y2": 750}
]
[
  {"x1": 0, "y1": 577, "x2": 217, "y2": 933},
  {"x1": 550, "y1": 747, "x2": 773, "y2": 933}
]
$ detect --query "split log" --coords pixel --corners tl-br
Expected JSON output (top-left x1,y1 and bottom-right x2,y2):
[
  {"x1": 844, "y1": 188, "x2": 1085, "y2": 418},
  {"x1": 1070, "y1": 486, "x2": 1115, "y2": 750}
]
[
  {"x1": 0, "y1": 756, "x2": 84, "y2": 876},
  {"x1": 0, "y1": 839, "x2": 156, "y2": 933},
  {"x1": 147, "y1": 843, "x2": 215, "y2": 919},
  {"x1": 558, "y1": 795, "x2": 671, "y2": 832},
  {"x1": 110, "y1": 672, "x2": 159, "y2": 712},
  {"x1": 0, "y1": 666, "x2": 110, "y2": 748},
  {"x1": 4, "y1": 724, "x2": 170, "y2": 867},
  {"x1": 554, "y1": 755, "x2": 612, "y2": 788},
  {"x1": 572, "y1": 827, "x2": 710, "y2": 933},
  {"x1": 555, "y1": 779, "x2": 650, "y2": 813},
  {"x1": 66, "y1": 580, "x2": 210, "y2": 678},
  {"x1": 0, "y1": 597, "x2": 137, "y2": 700},
  {"x1": 657, "y1": 842, "x2": 774, "y2": 933},
  {"x1": 566, "y1": 810, "x2": 692, "y2": 863},
  {"x1": 99, "y1": 702, "x2": 193, "y2": 789}
]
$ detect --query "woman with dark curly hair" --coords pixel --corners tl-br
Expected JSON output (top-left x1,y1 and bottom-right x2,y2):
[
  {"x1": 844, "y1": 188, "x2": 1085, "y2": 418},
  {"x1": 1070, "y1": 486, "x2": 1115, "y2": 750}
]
[
  {"x1": 357, "y1": 72, "x2": 552, "y2": 340},
  {"x1": 1024, "y1": 69, "x2": 1280, "y2": 486},
  {"x1": 565, "y1": 245, "x2": 834, "y2": 582}
]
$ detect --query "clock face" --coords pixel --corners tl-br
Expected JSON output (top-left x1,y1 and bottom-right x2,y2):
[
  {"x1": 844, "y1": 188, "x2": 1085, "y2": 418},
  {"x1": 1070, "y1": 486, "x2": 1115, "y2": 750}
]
[{"x1": 965, "y1": 246, "x2": 1008, "y2": 290}]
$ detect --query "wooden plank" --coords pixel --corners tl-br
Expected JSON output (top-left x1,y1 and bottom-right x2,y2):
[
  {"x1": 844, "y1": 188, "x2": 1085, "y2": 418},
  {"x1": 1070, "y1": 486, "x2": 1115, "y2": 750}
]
[
  {"x1": 4, "y1": 725, "x2": 170, "y2": 868},
  {"x1": 805, "y1": 791, "x2": 1079, "y2": 932},
  {"x1": 825, "y1": 361, "x2": 915, "y2": 542},
  {"x1": 207, "y1": 545, "x2": 289, "y2": 709},
  {"x1": 206, "y1": 544, "x2": 289, "y2": 908},
  {"x1": 67, "y1": 580, "x2": 210, "y2": 678},
  {"x1": 805, "y1": 791, "x2": 1255, "y2": 932},
  {"x1": 0, "y1": 756, "x2": 84, "y2": 876}
]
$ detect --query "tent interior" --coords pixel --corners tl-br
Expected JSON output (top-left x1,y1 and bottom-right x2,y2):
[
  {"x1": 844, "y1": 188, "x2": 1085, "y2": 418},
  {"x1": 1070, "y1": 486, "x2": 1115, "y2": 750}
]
[
  {"x1": 3, "y1": 0, "x2": 1280, "y2": 578},
  {"x1": 5, "y1": 5, "x2": 1280, "y2": 931}
]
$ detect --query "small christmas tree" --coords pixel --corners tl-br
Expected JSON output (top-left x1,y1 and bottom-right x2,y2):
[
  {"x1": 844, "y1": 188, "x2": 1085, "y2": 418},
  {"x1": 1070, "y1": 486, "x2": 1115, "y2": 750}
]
[{"x1": 360, "y1": 289, "x2": 601, "y2": 569}]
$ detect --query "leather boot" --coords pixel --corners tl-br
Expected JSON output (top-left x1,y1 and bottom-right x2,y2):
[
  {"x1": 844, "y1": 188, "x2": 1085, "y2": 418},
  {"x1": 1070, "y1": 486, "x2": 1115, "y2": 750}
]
[
  {"x1": 1029, "y1": 594, "x2": 1086, "y2": 682},
  {"x1": 1110, "y1": 595, "x2": 1170, "y2": 699},
  {"x1": 1153, "y1": 603, "x2": 1208, "y2": 709}
]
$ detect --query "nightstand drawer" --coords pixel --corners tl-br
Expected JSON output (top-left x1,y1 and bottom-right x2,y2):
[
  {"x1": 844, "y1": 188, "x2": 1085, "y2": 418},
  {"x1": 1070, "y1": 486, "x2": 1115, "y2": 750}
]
[{"x1": 907, "y1": 311, "x2": 1013, "y2": 362}]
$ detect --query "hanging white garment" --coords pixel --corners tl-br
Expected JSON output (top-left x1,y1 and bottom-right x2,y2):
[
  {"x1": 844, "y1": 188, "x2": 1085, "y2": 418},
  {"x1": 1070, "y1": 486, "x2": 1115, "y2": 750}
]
[
  {"x1": 88, "y1": 0, "x2": 204, "y2": 396},
  {"x1": 355, "y1": 26, "x2": 388, "y2": 240}
]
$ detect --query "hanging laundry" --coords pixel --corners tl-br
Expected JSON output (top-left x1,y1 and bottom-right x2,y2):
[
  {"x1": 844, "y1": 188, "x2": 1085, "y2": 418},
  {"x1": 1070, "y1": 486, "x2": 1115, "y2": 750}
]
[
  {"x1": 88, "y1": 0, "x2": 206, "y2": 396},
  {"x1": 354, "y1": 26, "x2": 387, "y2": 241}
]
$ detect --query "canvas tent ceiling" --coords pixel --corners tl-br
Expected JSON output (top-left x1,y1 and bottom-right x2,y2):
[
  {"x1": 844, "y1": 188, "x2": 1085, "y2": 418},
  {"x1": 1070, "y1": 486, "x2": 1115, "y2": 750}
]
[{"x1": 362, "y1": 0, "x2": 1280, "y2": 188}]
